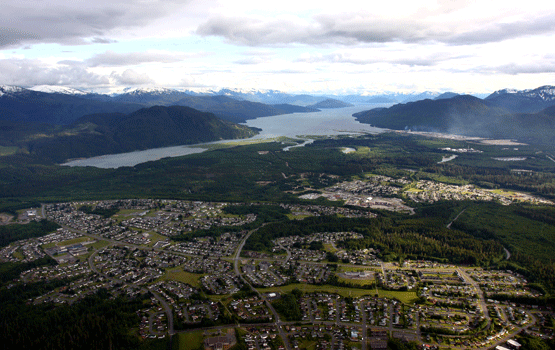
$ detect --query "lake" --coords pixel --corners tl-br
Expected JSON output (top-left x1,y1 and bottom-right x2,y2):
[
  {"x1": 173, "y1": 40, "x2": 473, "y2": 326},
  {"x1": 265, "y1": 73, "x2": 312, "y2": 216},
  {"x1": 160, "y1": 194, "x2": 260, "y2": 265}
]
[{"x1": 62, "y1": 105, "x2": 387, "y2": 169}]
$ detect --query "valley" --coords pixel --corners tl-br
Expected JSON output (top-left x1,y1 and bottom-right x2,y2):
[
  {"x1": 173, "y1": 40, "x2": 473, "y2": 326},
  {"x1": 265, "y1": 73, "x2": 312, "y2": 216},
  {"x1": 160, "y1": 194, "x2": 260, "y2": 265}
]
[{"x1": 1, "y1": 127, "x2": 555, "y2": 350}]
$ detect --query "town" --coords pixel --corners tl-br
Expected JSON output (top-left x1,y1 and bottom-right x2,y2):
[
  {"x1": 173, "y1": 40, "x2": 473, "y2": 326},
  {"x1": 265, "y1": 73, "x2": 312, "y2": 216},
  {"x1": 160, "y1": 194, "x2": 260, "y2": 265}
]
[{"x1": 1, "y1": 195, "x2": 553, "y2": 350}]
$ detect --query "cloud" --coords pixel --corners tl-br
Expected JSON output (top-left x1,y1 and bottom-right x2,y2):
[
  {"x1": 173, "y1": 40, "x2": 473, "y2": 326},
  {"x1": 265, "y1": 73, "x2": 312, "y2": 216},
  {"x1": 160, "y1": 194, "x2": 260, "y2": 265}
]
[
  {"x1": 0, "y1": 58, "x2": 109, "y2": 87},
  {"x1": 85, "y1": 50, "x2": 205, "y2": 67},
  {"x1": 296, "y1": 49, "x2": 461, "y2": 67},
  {"x1": 89, "y1": 37, "x2": 118, "y2": 44},
  {"x1": 111, "y1": 69, "x2": 154, "y2": 85},
  {"x1": 481, "y1": 62, "x2": 555, "y2": 75},
  {"x1": 196, "y1": 7, "x2": 555, "y2": 46},
  {"x1": 234, "y1": 57, "x2": 270, "y2": 65},
  {"x1": 448, "y1": 14, "x2": 555, "y2": 45},
  {"x1": 0, "y1": 0, "x2": 190, "y2": 48}
]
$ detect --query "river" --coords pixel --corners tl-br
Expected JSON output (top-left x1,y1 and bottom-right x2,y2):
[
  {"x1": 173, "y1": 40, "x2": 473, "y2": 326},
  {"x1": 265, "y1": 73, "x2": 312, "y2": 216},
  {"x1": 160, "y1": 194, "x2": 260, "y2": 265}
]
[{"x1": 62, "y1": 105, "x2": 387, "y2": 169}]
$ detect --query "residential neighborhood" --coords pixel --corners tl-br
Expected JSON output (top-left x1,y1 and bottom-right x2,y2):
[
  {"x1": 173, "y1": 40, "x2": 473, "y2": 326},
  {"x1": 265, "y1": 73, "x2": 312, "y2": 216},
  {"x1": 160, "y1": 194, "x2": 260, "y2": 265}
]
[{"x1": 0, "y1": 198, "x2": 553, "y2": 350}]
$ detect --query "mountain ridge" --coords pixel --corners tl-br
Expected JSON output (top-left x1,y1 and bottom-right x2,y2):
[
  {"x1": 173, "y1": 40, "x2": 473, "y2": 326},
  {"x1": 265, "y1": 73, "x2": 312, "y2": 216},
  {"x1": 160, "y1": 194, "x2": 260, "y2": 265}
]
[{"x1": 3, "y1": 105, "x2": 259, "y2": 163}]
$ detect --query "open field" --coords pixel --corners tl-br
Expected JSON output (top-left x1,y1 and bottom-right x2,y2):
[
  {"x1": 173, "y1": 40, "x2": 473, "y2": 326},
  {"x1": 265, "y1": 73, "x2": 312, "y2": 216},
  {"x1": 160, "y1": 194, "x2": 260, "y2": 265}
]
[
  {"x1": 90, "y1": 240, "x2": 111, "y2": 250},
  {"x1": 160, "y1": 269, "x2": 204, "y2": 288},
  {"x1": 0, "y1": 146, "x2": 18, "y2": 157},
  {"x1": 256, "y1": 283, "x2": 418, "y2": 303},
  {"x1": 41, "y1": 236, "x2": 93, "y2": 249},
  {"x1": 377, "y1": 290, "x2": 418, "y2": 304},
  {"x1": 323, "y1": 243, "x2": 338, "y2": 253},
  {"x1": 177, "y1": 330, "x2": 204, "y2": 350},
  {"x1": 146, "y1": 232, "x2": 170, "y2": 247},
  {"x1": 337, "y1": 275, "x2": 375, "y2": 286}
]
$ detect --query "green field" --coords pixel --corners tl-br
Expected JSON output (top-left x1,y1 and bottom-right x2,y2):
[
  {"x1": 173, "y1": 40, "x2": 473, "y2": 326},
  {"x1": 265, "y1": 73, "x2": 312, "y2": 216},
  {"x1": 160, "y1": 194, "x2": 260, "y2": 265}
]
[
  {"x1": 146, "y1": 232, "x2": 170, "y2": 247},
  {"x1": 0, "y1": 146, "x2": 18, "y2": 156},
  {"x1": 90, "y1": 240, "x2": 111, "y2": 250},
  {"x1": 176, "y1": 330, "x2": 204, "y2": 350},
  {"x1": 256, "y1": 283, "x2": 418, "y2": 303},
  {"x1": 41, "y1": 236, "x2": 93, "y2": 249},
  {"x1": 377, "y1": 290, "x2": 418, "y2": 304},
  {"x1": 337, "y1": 275, "x2": 375, "y2": 286},
  {"x1": 160, "y1": 269, "x2": 204, "y2": 288},
  {"x1": 323, "y1": 243, "x2": 338, "y2": 253}
]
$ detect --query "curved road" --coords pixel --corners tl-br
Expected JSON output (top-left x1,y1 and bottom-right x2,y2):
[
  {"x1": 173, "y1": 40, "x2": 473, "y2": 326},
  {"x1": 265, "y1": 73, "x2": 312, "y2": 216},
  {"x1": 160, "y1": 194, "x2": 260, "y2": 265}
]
[{"x1": 233, "y1": 226, "x2": 292, "y2": 350}]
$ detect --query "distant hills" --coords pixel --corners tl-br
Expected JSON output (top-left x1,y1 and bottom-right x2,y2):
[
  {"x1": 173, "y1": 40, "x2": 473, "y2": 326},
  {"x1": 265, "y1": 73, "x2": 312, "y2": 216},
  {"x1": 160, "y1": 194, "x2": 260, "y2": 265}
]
[
  {"x1": 1, "y1": 105, "x2": 259, "y2": 163},
  {"x1": 354, "y1": 85, "x2": 555, "y2": 147},
  {"x1": 2, "y1": 83, "x2": 555, "y2": 159},
  {"x1": 307, "y1": 98, "x2": 354, "y2": 109},
  {"x1": 0, "y1": 85, "x2": 142, "y2": 125},
  {"x1": 0, "y1": 85, "x2": 321, "y2": 125}
]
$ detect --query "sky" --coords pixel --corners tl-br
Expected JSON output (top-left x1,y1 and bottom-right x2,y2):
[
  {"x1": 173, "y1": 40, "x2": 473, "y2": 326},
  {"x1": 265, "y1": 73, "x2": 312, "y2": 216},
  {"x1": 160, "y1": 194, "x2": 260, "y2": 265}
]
[{"x1": 1, "y1": 0, "x2": 555, "y2": 95}]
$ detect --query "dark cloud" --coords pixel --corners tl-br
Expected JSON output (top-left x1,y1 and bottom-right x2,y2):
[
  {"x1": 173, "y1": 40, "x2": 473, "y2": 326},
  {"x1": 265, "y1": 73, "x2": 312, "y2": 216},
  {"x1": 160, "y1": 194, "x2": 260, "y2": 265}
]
[
  {"x1": 0, "y1": 0, "x2": 190, "y2": 48},
  {"x1": 448, "y1": 14, "x2": 555, "y2": 45},
  {"x1": 197, "y1": 11, "x2": 555, "y2": 46},
  {"x1": 0, "y1": 27, "x2": 40, "y2": 47}
]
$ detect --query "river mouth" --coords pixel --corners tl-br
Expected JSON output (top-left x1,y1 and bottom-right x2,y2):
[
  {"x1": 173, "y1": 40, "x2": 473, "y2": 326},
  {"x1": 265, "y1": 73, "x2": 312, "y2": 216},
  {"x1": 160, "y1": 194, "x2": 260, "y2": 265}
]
[{"x1": 62, "y1": 105, "x2": 388, "y2": 169}]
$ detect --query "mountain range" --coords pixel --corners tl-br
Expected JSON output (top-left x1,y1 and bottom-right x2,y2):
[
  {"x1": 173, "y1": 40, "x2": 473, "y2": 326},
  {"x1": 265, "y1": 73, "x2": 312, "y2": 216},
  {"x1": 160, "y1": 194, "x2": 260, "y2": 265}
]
[
  {"x1": 2, "y1": 83, "x2": 555, "y2": 162},
  {"x1": 1, "y1": 105, "x2": 258, "y2": 163},
  {"x1": 0, "y1": 85, "x2": 326, "y2": 125},
  {"x1": 354, "y1": 85, "x2": 555, "y2": 147}
]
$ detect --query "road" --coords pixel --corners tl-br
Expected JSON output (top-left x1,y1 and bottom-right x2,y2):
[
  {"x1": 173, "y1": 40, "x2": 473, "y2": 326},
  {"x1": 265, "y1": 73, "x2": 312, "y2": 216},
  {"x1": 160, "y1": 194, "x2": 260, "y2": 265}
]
[
  {"x1": 503, "y1": 247, "x2": 511, "y2": 260},
  {"x1": 233, "y1": 225, "x2": 292, "y2": 350},
  {"x1": 447, "y1": 208, "x2": 466, "y2": 229},
  {"x1": 457, "y1": 267, "x2": 491, "y2": 329},
  {"x1": 85, "y1": 237, "x2": 175, "y2": 339}
]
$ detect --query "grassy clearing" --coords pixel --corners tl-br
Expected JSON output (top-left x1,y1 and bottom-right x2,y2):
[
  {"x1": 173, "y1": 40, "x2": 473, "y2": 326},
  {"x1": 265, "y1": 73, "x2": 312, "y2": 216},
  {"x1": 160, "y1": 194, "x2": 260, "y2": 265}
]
[
  {"x1": 41, "y1": 236, "x2": 93, "y2": 249},
  {"x1": 194, "y1": 137, "x2": 297, "y2": 151},
  {"x1": 160, "y1": 269, "x2": 204, "y2": 288},
  {"x1": 90, "y1": 240, "x2": 111, "y2": 250},
  {"x1": 146, "y1": 232, "x2": 169, "y2": 247},
  {"x1": 0, "y1": 146, "x2": 19, "y2": 156},
  {"x1": 405, "y1": 187, "x2": 424, "y2": 193},
  {"x1": 337, "y1": 276, "x2": 375, "y2": 286},
  {"x1": 489, "y1": 189, "x2": 517, "y2": 196},
  {"x1": 12, "y1": 250, "x2": 24, "y2": 260},
  {"x1": 299, "y1": 340, "x2": 318, "y2": 350},
  {"x1": 377, "y1": 290, "x2": 418, "y2": 304},
  {"x1": 256, "y1": 283, "x2": 418, "y2": 304},
  {"x1": 256, "y1": 283, "x2": 375, "y2": 299},
  {"x1": 115, "y1": 209, "x2": 147, "y2": 215},
  {"x1": 177, "y1": 331, "x2": 204, "y2": 350},
  {"x1": 286, "y1": 214, "x2": 313, "y2": 220},
  {"x1": 337, "y1": 266, "x2": 378, "y2": 273},
  {"x1": 323, "y1": 243, "x2": 338, "y2": 253}
]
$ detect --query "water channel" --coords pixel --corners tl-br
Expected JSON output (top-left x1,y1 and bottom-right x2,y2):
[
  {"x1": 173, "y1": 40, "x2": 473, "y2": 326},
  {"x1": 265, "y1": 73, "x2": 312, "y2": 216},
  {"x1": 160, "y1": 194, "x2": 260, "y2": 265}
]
[{"x1": 62, "y1": 105, "x2": 387, "y2": 169}]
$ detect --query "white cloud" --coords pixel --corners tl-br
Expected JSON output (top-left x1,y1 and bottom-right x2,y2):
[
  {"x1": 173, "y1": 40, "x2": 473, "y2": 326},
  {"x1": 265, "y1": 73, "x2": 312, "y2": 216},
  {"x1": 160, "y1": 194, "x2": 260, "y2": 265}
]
[
  {"x1": 85, "y1": 50, "x2": 206, "y2": 67},
  {"x1": 110, "y1": 69, "x2": 154, "y2": 85},
  {"x1": 0, "y1": 58, "x2": 109, "y2": 87}
]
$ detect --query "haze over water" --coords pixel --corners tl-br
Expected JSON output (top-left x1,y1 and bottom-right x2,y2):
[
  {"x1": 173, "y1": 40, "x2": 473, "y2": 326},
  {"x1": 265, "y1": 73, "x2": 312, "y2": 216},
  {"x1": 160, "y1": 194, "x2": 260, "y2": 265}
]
[{"x1": 63, "y1": 105, "x2": 386, "y2": 169}]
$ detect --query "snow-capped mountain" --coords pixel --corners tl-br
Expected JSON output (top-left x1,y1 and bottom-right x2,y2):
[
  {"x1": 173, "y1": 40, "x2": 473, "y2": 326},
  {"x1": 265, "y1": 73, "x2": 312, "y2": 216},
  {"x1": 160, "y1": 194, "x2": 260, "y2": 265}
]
[
  {"x1": 0, "y1": 85, "x2": 26, "y2": 97},
  {"x1": 401, "y1": 91, "x2": 442, "y2": 103},
  {"x1": 111, "y1": 87, "x2": 190, "y2": 106},
  {"x1": 485, "y1": 85, "x2": 555, "y2": 113},
  {"x1": 29, "y1": 85, "x2": 89, "y2": 95},
  {"x1": 115, "y1": 86, "x2": 180, "y2": 96},
  {"x1": 486, "y1": 85, "x2": 555, "y2": 101}
]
